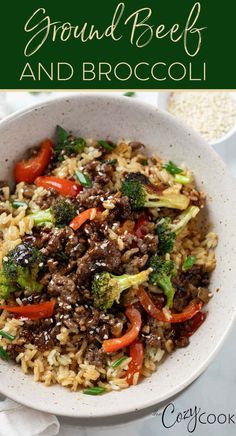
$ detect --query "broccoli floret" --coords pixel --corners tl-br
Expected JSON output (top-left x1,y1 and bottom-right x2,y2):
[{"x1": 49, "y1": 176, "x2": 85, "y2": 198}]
[
  {"x1": 54, "y1": 126, "x2": 86, "y2": 161},
  {"x1": 149, "y1": 255, "x2": 176, "y2": 308},
  {"x1": 1, "y1": 242, "x2": 44, "y2": 297},
  {"x1": 30, "y1": 199, "x2": 77, "y2": 227},
  {"x1": 156, "y1": 217, "x2": 176, "y2": 255},
  {"x1": 0, "y1": 271, "x2": 11, "y2": 299},
  {"x1": 156, "y1": 206, "x2": 200, "y2": 254},
  {"x1": 121, "y1": 173, "x2": 189, "y2": 211},
  {"x1": 92, "y1": 269, "x2": 151, "y2": 311}
]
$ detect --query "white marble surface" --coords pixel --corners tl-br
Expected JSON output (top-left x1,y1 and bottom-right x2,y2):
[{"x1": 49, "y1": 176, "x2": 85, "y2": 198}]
[{"x1": 2, "y1": 91, "x2": 236, "y2": 436}]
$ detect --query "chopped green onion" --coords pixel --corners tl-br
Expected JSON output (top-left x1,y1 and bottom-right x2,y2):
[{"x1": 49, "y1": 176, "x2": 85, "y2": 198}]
[
  {"x1": 105, "y1": 159, "x2": 117, "y2": 166},
  {"x1": 12, "y1": 200, "x2": 28, "y2": 209},
  {"x1": 111, "y1": 356, "x2": 128, "y2": 368},
  {"x1": 98, "y1": 140, "x2": 116, "y2": 151},
  {"x1": 174, "y1": 174, "x2": 192, "y2": 185},
  {"x1": 56, "y1": 125, "x2": 69, "y2": 143},
  {"x1": 83, "y1": 387, "x2": 106, "y2": 396},
  {"x1": 0, "y1": 330, "x2": 14, "y2": 341},
  {"x1": 182, "y1": 256, "x2": 196, "y2": 271},
  {"x1": 124, "y1": 92, "x2": 136, "y2": 97},
  {"x1": 140, "y1": 159, "x2": 148, "y2": 166},
  {"x1": 75, "y1": 171, "x2": 92, "y2": 187},
  {"x1": 163, "y1": 161, "x2": 183, "y2": 175},
  {"x1": 73, "y1": 138, "x2": 86, "y2": 154},
  {"x1": 0, "y1": 346, "x2": 9, "y2": 361}
]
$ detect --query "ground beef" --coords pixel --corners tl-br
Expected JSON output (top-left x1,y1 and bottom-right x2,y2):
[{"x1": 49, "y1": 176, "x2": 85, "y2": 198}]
[
  {"x1": 48, "y1": 273, "x2": 78, "y2": 304},
  {"x1": 0, "y1": 205, "x2": 7, "y2": 215},
  {"x1": 137, "y1": 234, "x2": 159, "y2": 254},
  {"x1": 0, "y1": 182, "x2": 9, "y2": 202},
  {"x1": 142, "y1": 316, "x2": 174, "y2": 349},
  {"x1": 39, "y1": 227, "x2": 75, "y2": 256},
  {"x1": 17, "y1": 318, "x2": 61, "y2": 351},
  {"x1": 20, "y1": 293, "x2": 43, "y2": 305},
  {"x1": 23, "y1": 185, "x2": 35, "y2": 199},
  {"x1": 197, "y1": 287, "x2": 211, "y2": 303},
  {"x1": 175, "y1": 266, "x2": 210, "y2": 288},
  {"x1": 109, "y1": 196, "x2": 133, "y2": 221},
  {"x1": 129, "y1": 141, "x2": 145, "y2": 152},
  {"x1": 82, "y1": 221, "x2": 107, "y2": 243},
  {"x1": 76, "y1": 185, "x2": 108, "y2": 209},
  {"x1": 84, "y1": 347, "x2": 106, "y2": 367},
  {"x1": 7, "y1": 344, "x2": 25, "y2": 360},
  {"x1": 96, "y1": 162, "x2": 114, "y2": 184},
  {"x1": 34, "y1": 189, "x2": 58, "y2": 209},
  {"x1": 64, "y1": 234, "x2": 86, "y2": 258},
  {"x1": 76, "y1": 239, "x2": 122, "y2": 284},
  {"x1": 125, "y1": 254, "x2": 149, "y2": 274},
  {"x1": 174, "y1": 336, "x2": 190, "y2": 348},
  {"x1": 173, "y1": 266, "x2": 210, "y2": 311},
  {"x1": 60, "y1": 305, "x2": 126, "y2": 346}
]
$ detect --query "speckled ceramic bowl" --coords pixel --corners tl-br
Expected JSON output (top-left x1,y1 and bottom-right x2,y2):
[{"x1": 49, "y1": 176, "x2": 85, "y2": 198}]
[{"x1": 0, "y1": 94, "x2": 235, "y2": 420}]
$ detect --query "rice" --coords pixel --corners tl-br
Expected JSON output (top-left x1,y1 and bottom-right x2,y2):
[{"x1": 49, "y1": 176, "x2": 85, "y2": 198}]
[{"x1": 0, "y1": 136, "x2": 217, "y2": 393}]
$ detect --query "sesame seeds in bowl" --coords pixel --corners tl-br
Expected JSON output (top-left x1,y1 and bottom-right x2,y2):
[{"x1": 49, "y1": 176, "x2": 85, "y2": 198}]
[{"x1": 157, "y1": 92, "x2": 236, "y2": 146}]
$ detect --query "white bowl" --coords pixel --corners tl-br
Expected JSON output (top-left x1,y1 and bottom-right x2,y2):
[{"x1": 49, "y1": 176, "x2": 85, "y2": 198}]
[
  {"x1": 0, "y1": 94, "x2": 236, "y2": 420},
  {"x1": 157, "y1": 92, "x2": 236, "y2": 146}
]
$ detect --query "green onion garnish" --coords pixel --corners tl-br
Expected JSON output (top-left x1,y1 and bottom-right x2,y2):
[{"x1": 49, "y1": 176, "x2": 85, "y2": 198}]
[
  {"x1": 83, "y1": 387, "x2": 106, "y2": 396},
  {"x1": 182, "y1": 256, "x2": 196, "y2": 271},
  {"x1": 0, "y1": 346, "x2": 9, "y2": 361},
  {"x1": 12, "y1": 200, "x2": 28, "y2": 209},
  {"x1": 98, "y1": 140, "x2": 116, "y2": 151},
  {"x1": 140, "y1": 159, "x2": 148, "y2": 166},
  {"x1": 163, "y1": 161, "x2": 183, "y2": 175},
  {"x1": 111, "y1": 356, "x2": 128, "y2": 368},
  {"x1": 124, "y1": 92, "x2": 136, "y2": 97},
  {"x1": 75, "y1": 171, "x2": 92, "y2": 187},
  {"x1": 0, "y1": 330, "x2": 14, "y2": 341},
  {"x1": 56, "y1": 125, "x2": 69, "y2": 143},
  {"x1": 105, "y1": 159, "x2": 117, "y2": 166},
  {"x1": 174, "y1": 174, "x2": 192, "y2": 185}
]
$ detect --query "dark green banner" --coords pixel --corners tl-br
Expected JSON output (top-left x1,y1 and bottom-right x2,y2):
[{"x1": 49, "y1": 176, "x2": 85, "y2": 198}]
[{"x1": 1, "y1": 0, "x2": 235, "y2": 89}]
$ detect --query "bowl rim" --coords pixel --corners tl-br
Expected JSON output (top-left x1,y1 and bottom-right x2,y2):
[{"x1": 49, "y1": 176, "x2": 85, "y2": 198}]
[{"x1": 0, "y1": 92, "x2": 235, "y2": 419}]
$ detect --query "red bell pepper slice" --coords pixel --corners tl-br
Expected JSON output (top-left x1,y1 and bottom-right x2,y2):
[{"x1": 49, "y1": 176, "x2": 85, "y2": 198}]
[
  {"x1": 180, "y1": 311, "x2": 207, "y2": 337},
  {"x1": 126, "y1": 340, "x2": 144, "y2": 385},
  {"x1": 137, "y1": 287, "x2": 202, "y2": 324},
  {"x1": 0, "y1": 301, "x2": 55, "y2": 320},
  {"x1": 35, "y1": 176, "x2": 82, "y2": 197},
  {"x1": 134, "y1": 215, "x2": 149, "y2": 239},
  {"x1": 15, "y1": 139, "x2": 53, "y2": 184},
  {"x1": 69, "y1": 208, "x2": 97, "y2": 231},
  {"x1": 103, "y1": 306, "x2": 142, "y2": 353}
]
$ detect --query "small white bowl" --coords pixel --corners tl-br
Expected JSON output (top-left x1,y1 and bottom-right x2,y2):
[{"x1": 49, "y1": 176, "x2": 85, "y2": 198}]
[
  {"x1": 157, "y1": 92, "x2": 236, "y2": 147},
  {"x1": 0, "y1": 94, "x2": 236, "y2": 421}
]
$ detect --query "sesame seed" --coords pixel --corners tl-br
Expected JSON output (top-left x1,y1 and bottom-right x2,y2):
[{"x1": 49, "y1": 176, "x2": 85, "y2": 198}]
[{"x1": 167, "y1": 92, "x2": 236, "y2": 142}]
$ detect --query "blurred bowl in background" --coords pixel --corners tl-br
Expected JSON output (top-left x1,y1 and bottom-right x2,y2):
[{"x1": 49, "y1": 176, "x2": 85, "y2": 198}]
[{"x1": 157, "y1": 92, "x2": 236, "y2": 148}]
